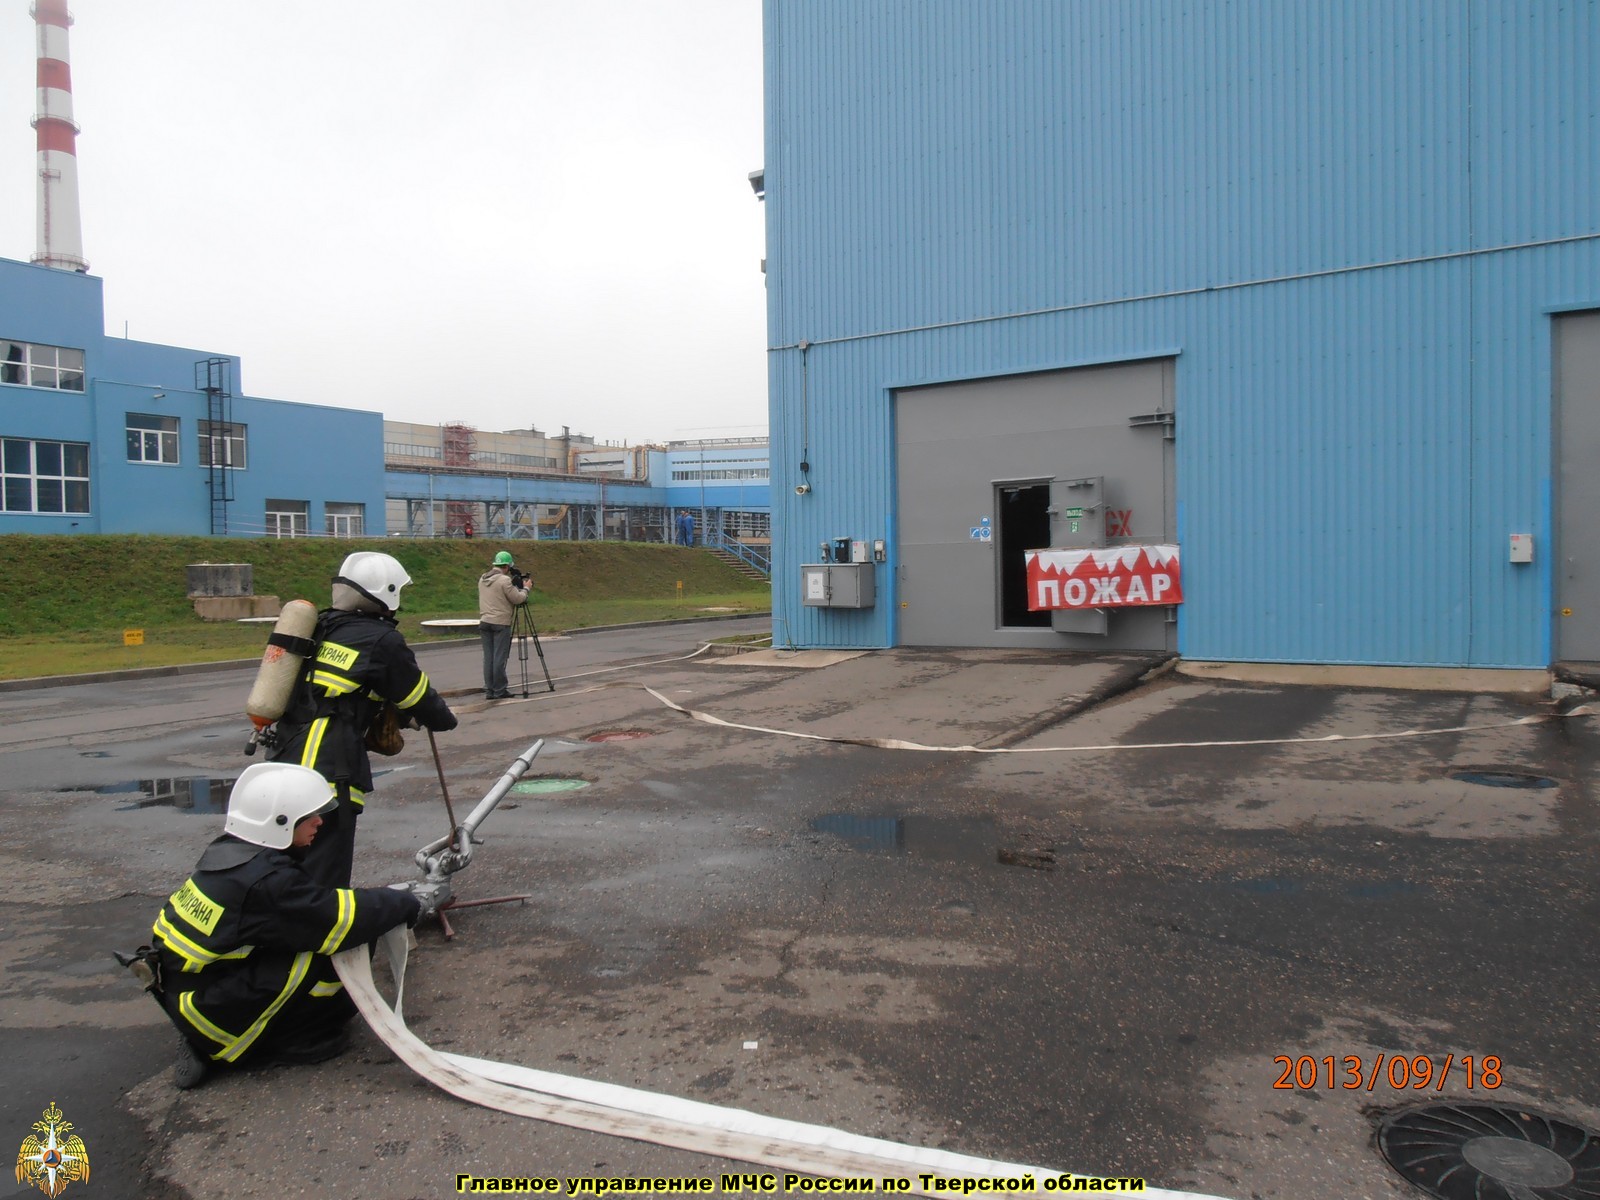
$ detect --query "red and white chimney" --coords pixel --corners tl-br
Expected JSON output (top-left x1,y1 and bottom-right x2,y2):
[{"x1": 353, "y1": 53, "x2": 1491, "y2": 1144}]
[{"x1": 31, "y1": 0, "x2": 87, "y2": 272}]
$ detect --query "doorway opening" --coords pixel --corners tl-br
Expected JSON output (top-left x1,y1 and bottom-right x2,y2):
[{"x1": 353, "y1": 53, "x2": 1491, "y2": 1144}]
[{"x1": 997, "y1": 483, "x2": 1051, "y2": 627}]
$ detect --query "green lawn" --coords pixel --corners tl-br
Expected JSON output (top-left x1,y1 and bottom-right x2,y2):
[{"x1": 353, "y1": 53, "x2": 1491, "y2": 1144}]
[{"x1": 0, "y1": 534, "x2": 769, "y2": 680}]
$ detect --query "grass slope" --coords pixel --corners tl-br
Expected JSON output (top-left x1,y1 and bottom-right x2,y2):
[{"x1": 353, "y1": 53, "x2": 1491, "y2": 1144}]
[{"x1": 0, "y1": 535, "x2": 769, "y2": 678}]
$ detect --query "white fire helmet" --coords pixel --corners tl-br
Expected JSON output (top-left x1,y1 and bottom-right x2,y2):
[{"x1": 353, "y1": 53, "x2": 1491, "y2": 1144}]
[
  {"x1": 336, "y1": 551, "x2": 413, "y2": 612},
  {"x1": 224, "y1": 763, "x2": 337, "y2": 850}
]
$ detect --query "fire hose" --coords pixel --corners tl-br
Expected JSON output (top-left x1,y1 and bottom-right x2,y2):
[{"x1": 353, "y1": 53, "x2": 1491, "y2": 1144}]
[{"x1": 331, "y1": 743, "x2": 1225, "y2": 1199}]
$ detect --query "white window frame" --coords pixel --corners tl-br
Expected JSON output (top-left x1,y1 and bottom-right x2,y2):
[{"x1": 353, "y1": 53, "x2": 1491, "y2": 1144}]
[
  {"x1": 0, "y1": 339, "x2": 86, "y2": 392},
  {"x1": 1, "y1": 437, "x2": 91, "y2": 513},
  {"x1": 265, "y1": 498, "x2": 309, "y2": 539},
  {"x1": 126, "y1": 413, "x2": 180, "y2": 465},
  {"x1": 197, "y1": 420, "x2": 248, "y2": 469},
  {"x1": 325, "y1": 502, "x2": 365, "y2": 538}
]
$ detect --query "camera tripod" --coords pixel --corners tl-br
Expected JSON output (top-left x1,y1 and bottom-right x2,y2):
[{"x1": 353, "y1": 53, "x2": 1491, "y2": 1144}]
[{"x1": 511, "y1": 600, "x2": 555, "y2": 695}]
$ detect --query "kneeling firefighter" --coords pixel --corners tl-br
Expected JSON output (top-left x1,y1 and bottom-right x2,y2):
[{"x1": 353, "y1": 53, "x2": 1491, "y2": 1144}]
[
  {"x1": 269, "y1": 551, "x2": 458, "y2": 888},
  {"x1": 148, "y1": 762, "x2": 422, "y2": 1089}
]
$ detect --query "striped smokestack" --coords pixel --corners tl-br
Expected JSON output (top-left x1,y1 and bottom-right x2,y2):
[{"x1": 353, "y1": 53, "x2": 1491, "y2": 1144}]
[{"x1": 31, "y1": 0, "x2": 87, "y2": 272}]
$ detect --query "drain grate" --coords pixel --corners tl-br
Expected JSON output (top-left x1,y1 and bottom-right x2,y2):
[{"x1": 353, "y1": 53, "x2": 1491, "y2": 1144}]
[{"x1": 1378, "y1": 1103, "x2": 1600, "y2": 1199}]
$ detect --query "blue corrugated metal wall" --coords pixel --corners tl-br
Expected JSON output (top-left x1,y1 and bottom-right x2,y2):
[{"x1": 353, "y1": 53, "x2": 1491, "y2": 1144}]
[{"x1": 763, "y1": 0, "x2": 1600, "y2": 665}]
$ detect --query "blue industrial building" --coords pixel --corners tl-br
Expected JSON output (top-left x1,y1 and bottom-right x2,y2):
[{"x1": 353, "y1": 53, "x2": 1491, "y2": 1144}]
[
  {"x1": 760, "y1": 0, "x2": 1600, "y2": 670},
  {"x1": 0, "y1": 256, "x2": 385, "y2": 537},
  {"x1": 0, "y1": 253, "x2": 772, "y2": 567}
]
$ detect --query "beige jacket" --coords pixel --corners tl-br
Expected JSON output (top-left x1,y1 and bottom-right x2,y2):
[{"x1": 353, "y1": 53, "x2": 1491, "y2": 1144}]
[{"x1": 478, "y1": 568, "x2": 530, "y2": 625}]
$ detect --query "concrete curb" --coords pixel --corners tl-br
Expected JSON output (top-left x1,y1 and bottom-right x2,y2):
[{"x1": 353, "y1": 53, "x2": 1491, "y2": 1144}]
[
  {"x1": 987, "y1": 653, "x2": 1176, "y2": 749},
  {"x1": 1178, "y1": 659, "x2": 1551, "y2": 694}
]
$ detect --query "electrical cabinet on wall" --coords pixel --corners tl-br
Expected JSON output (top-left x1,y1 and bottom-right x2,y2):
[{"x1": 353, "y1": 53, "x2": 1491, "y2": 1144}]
[{"x1": 801, "y1": 563, "x2": 876, "y2": 608}]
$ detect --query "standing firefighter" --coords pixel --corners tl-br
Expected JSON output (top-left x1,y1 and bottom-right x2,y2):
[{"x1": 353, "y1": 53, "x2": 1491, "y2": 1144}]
[
  {"x1": 150, "y1": 762, "x2": 422, "y2": 1089},
  {"x1": 270, "y1": 551, "x2": 457, "y2": 887}
]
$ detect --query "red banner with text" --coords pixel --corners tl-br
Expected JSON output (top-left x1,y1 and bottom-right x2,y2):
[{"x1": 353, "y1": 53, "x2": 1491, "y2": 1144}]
[{"x1": 1024, "y1": 545, "x2": 1182, "y2": 611}]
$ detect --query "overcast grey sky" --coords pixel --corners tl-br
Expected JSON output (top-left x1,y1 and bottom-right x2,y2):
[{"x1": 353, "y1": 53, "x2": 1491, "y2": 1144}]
[{"x1": 3, "y1": 1, "x2": 769, "y2": 444}]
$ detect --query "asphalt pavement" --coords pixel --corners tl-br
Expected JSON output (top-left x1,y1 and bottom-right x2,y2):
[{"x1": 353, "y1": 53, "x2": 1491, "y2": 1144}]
[{"x1": 1, "y1": 624, "x2": 1595, "y2": 1200}]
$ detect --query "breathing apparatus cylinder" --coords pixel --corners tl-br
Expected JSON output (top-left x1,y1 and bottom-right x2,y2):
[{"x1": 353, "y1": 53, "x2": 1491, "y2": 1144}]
[{"x1": 244, "y1": 599, "x2": 319, "y2": 753}]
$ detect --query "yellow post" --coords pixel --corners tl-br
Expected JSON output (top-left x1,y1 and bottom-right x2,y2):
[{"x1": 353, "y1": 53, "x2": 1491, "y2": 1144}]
[{"x1": 676, "y1": 580, "x2": 684, "y2": 603}]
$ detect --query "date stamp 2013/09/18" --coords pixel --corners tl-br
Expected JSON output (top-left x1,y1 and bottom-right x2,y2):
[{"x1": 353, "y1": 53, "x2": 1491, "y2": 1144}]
[{"x1": 1273, "y1": 1054, "x2": 1502, "y2": 1092}]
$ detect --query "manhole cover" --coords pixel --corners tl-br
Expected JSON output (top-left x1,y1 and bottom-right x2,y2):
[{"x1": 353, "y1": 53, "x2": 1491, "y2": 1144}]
[
  {"x1": 584, "y1": 729, "x2": 654, "y2": 743},
  {"x1": 510, "y1": 777, "x2": 591, "y2": 795},
  {"x1": 1451, "y1": 769, "x2": 1557, "y2": 789},
  {"x1": 1378, "y1": 1103, "x2": 1600, "y2": 1199}
]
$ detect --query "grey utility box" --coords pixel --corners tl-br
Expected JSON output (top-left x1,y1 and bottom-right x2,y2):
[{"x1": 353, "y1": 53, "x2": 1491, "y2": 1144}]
[{"x1": 801, "y1": 562, "x2": 876, "y2": 608}]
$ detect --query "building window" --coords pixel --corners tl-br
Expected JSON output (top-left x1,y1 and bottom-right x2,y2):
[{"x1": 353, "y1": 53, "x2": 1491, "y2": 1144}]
[
  {"x1": 265, "y1": 499, "x2": 308, "y2": 538},
  {"x1": 671, "y1": 467, "x2": 770, "y2": 482},
  {"x1": 197, "y1": 420, "x2": 247, "y2": 469},
  {"x1": 0, "y1": 340, "x2": 85, "y2": 391},
  {"x1": 1, "y1": 438, "x2": 90, "y2": 513},
  {"x1": 721, "y1": 510, "x2": 771, "y2": 539},
  {"x1": 383, "y1": 441, "x2": 442, "y2": 460},
  {"x1": 126, "y1": 413, "x2": 180, "y2": 465},
  {"x1": 325, "y1": 501, "x2": 365, "y2": 538}
]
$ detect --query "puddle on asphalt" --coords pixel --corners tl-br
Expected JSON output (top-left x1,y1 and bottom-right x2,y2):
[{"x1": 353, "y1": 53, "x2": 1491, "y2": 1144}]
[
  {"x1": 511, "y1": 776, "x2": 592, "y2": 795},
  {"x1": 72, "y1": 777, "x2": 236, "y2": 813},
  {"x1": 1223, "y1": 877, "x2": 1428, "y2": 900},
  {"x1": 1450, "y1": 768, "x2": 1557, "y2": 789},
  {"x1": 1230, "y1": 877, "x2": 1305, "y2": 896},
  {"x1": 61, "y1": 767, "x2": 401, "y2": 813},
  {"x1": 809, "y1": 813, "x2": 998, "y2": 866},
  {"x1": 584, "y1": 729, "x2": 655, "y2": 743}
]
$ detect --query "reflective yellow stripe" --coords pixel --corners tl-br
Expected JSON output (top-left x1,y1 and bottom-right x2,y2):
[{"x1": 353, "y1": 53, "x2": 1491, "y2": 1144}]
[
  {"x1": 348, "y1": 786, "x2": 366, "y2": 810},
  {"x1": 167, "y1": 880, "x2": 223, "y2": 934},
  {"x1": 397, "y1": 672, "x2": 430, "y2": 709},
  {"x1": 310, "y1": 980, "x2": 345, "y2": 997},
  {"x1": 218, "y1": 951, "x2": 315, "y2": 1062},
  {"x1": 177, "y1": 992, "x2": 237, "y2": 1054},
  {"x1": 311, "y1": 671, "x2": 359, "y2": 695},
  {"x1": 152, "y1": 914, "x2": 252, "y2": 972},
  {"x1": 316, "y1": 641, "x2": 360, "y2": 671},
  {"x1": 300, "y1": 717, "x2": 329, "y2": 768},
  {"x1": 318, "y1": 889, "x2": 356, "y2": 954}
]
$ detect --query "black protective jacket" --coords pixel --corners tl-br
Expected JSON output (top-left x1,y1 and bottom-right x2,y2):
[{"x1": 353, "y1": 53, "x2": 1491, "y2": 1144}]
[
  {"x1": 270, "y1": 608, "x2": 456, "y2": 799},
  {"x1": 151, "y1": 834, "x2": 419, "y2": 1063}
]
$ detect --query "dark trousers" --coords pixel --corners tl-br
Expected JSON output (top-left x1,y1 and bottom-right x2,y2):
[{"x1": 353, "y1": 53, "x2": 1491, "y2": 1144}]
[
  {"x1": 480, "y1": 622, "x2": 511, "y2": 695},
  {"x1": 164, "y1": 968, "x2": 355, "y2": 1062},
  {"x1": 300, "y1": 785, "x2": 358, "y2": 889}
]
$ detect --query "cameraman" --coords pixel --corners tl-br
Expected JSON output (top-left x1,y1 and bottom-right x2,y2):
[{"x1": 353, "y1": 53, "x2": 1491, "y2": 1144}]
[{"x1": 478, "y1": 550, "x2": 531, "y2": 700}]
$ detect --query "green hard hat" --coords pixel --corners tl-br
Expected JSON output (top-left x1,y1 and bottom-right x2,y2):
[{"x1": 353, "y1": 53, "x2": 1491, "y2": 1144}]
[{"x1": 493, "y1": 550, "x2": 515, "y2": 566}]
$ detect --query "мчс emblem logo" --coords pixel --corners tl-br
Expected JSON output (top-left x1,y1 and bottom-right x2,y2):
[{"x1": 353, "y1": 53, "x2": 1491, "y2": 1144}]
[{"x1": 15, "y1": 1101, "x2": 89, "y2": 1198}]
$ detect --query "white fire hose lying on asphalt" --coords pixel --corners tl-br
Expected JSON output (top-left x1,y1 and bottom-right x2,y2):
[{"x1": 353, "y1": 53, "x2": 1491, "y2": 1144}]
[{"x1": 330, "y1": 743, "x2": 1227, "y2": 1199}]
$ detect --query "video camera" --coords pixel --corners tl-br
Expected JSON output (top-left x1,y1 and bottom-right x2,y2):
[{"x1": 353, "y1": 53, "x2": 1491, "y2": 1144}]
[{"x1": 509, "y1": 568, "x2": 530, "y2": 591}]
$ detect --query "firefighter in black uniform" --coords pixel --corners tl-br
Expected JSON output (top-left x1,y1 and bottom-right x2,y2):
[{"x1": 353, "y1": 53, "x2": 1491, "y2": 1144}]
[
  {"x1": 149, "y1": 761, "x2": 422, "y2": 1089},
  {"x1": 270, "y1": 551, "x2": 458, "y2": 888}
]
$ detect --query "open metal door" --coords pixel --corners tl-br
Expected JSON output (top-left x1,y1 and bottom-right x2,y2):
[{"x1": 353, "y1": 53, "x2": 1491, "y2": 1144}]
[{"x1": 1046, "y1": 476, "x2": 1108, "y2": 635}]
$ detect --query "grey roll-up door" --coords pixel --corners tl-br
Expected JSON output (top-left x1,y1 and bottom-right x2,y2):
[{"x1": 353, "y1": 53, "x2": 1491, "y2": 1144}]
[
  {"x1": 895, "y1": 358, "x2": 1176, "y2": 651},
  {"x1": 1555, "y1": 311, "x2": 1600, "y2": 662}
]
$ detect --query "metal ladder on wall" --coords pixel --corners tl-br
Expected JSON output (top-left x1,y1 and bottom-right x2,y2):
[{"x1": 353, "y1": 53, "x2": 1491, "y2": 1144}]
[{"x1": 195, "y1": 357, "x2": 233, "y2": 535}]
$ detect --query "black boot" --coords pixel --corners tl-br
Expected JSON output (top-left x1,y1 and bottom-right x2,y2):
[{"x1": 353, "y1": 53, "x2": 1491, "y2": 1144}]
[
  {"x1": 173, "y1": 1036, "x2": 210, "y2": 1090},
  {"x1": 271, "y1": 1027, "x2": 351, "y2": 1065}
]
